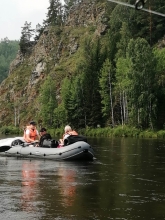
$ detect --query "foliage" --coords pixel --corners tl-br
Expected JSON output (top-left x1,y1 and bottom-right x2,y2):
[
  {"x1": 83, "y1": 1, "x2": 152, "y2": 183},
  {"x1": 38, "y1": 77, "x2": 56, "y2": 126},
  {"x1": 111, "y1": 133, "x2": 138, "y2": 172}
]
[
  {"x1": 99, "y1": 58, "x2": 115, "y2": 125},
  {"x1": 126, "y1": 38, "x2": 157, "y2": 128},
  {"x1": 79, "y1": 125, "x2": 140, "y2": 137},
  {"x1": 0, "y1": 126, "x2": 21, "y2": 135},
  {"x1": 0, "y1": 39, "x2": 19, "y2": 83},
  {"x1": 19, "y1": 21, "x2": 34, "y2": 55},
  {"x1": 1, "y1": 0, "x2": 165, "y2": 132},
  {"x1": 76, "y1": 37, "x2": 103, "y2": 127},
  {"x1": 157, "y1": 130, "x2": 165, "y2": 138},
  {"x1": 38, "y1": 75, "x2": 57, "y2": 126},
  {"x1": 44, "y1": 0, "x2": 64, "y2": 27}
]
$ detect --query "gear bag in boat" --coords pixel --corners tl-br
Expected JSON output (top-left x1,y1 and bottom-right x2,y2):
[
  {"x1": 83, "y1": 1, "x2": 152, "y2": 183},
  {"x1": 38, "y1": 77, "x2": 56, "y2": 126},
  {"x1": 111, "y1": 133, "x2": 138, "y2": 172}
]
[
  {"x1": 42, "y1": 139, "x2": 59, "y2": 148},
  {"x1": 64, "y1": 135, "x2": 87, "y2": 146}
]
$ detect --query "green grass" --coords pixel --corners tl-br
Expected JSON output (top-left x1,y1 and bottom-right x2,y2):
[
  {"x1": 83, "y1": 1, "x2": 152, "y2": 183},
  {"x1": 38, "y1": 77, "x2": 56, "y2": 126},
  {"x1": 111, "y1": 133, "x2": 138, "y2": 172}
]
[{"x1": 1, "y1": 125, "x2": 165, "y2": 139}]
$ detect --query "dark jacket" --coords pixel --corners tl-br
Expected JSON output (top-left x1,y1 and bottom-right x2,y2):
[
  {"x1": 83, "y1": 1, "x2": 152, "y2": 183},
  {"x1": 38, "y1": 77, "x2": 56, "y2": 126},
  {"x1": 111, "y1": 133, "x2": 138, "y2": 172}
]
[{"x1": 39, "y1": 133, "x2": 52, "y2": 147}]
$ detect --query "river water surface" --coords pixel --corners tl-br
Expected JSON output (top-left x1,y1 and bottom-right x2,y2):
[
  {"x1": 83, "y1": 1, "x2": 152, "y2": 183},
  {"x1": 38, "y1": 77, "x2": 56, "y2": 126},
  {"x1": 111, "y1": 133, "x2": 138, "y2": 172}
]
[{"x1": 1, "y1": 135, "x2": 165, "y2": 219}]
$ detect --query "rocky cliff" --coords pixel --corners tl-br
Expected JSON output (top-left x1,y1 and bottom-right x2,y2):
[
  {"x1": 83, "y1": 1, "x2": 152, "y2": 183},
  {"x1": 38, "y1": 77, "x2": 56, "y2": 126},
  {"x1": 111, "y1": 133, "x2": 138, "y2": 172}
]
[{"x1": 0, "y1": 0, "x2": 108, "y2": 126}]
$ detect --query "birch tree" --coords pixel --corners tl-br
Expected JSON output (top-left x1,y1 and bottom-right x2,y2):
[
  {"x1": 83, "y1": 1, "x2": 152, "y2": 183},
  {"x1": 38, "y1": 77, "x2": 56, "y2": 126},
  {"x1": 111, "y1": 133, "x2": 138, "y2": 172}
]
[{"x1": 126, "y1": 38, "x2": 157, "y2": 128}]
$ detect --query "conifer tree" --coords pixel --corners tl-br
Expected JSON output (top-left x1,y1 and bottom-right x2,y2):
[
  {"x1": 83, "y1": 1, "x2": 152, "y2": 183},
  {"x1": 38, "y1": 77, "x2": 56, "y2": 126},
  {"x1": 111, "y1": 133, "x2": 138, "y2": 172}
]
[
  {"x1": 67, "y1": 75, "x2": 85, "y2": 128},
  {"x1": 153, "y1": 48, "x2": 165, "y2": 129},
  {"x1": 99, "y1": 59, "x2": 115, "y2": 127},
  {"x1": 44, "y1": 0, "x2": 63, "y2": 26},
  {"x1": 78, "y1": 37, "x2": 103, "y2": 127},
  {"x1": 60, "y1": 77, "x2": 72, "y2": 120},
  {"x1": 38, "y1": 75, "x2": 57, "y2": 126},
  {"x1": 19, "y1": 21, "x2": 34, "y2": 55}
]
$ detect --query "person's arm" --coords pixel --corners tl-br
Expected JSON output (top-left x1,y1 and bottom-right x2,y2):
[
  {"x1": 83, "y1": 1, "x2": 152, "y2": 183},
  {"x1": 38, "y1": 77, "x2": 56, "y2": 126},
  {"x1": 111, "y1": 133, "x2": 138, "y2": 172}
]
[{"x1": 36, "y1": 130, "x2": 40, "y2": 140}]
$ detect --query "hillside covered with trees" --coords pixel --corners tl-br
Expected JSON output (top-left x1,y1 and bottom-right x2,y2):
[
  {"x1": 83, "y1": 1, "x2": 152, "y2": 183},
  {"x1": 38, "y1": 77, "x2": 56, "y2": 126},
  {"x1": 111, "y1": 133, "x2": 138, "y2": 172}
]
[
  {"x1": 0, "y1": 0, "x2": 165, "y2": 132},
  {"x1": 0, "y1": 38, "x2": 19, "y2": 83}
]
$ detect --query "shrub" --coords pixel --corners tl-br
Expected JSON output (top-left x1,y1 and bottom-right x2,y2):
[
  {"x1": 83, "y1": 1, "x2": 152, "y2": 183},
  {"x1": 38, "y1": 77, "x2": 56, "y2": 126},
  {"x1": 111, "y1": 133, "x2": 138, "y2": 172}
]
[{"x1": 0, "y1": 126, "x2": 21, "y2": 135}]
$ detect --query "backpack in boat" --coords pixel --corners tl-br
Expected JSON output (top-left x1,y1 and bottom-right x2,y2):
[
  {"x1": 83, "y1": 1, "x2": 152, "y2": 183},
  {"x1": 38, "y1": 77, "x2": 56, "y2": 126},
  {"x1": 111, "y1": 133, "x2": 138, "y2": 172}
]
[
  {"x1": 42, "y1": 139, "x2": 59, "y2": 148},
  {"x1": 64, "y1": 135, "x2": 87, "y2": 146}
]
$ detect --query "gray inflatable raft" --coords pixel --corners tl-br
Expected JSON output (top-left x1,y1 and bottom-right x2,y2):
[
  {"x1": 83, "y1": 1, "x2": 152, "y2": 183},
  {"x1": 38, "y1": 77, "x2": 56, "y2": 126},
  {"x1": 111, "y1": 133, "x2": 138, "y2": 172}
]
[{"x1": 0, "y1": 137, "x2": 94, "y2": 161}]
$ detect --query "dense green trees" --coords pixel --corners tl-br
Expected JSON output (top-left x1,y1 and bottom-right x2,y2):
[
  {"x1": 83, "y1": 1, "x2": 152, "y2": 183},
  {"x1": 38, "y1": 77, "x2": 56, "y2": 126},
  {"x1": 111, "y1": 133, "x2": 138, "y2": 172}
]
[
  {"x1": 99, "y1": 59, "x2": 115, "y2": 127},
  {"x1": 2, "y1": 0, "x2": 165, "y2": 130},
  {"x1": 35, "y1": 0, "x2": 165, "y2": 130},
  {"x1": 126, "y1": 38, "x2": 157, "y2": 128},
  {"x1": 38, "y1": 75, "x2": 57, "y2": 126},
  {"x1": 0, "y1": 38, "x2": 19, "y2": 83},
  {"x1": 57, "y1": 38, "x2": 103, "y2": 129}
]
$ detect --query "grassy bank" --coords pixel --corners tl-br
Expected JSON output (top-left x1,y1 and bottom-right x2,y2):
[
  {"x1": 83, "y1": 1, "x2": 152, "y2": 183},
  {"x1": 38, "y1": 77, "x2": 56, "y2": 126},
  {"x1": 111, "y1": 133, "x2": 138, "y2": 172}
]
[
  {"x1": 1, "y1": 125, "x2": 165, "y2": 139},
  {"x1": 80, "y1": 126, "x2": 165, "y2": 138}
]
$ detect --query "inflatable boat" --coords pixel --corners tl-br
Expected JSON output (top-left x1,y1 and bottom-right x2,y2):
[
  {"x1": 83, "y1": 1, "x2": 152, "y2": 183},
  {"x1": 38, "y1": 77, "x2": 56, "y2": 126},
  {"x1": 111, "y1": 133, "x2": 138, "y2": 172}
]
[{"x1": 0, "y1": 137, "x2": 94, "y2": 161}]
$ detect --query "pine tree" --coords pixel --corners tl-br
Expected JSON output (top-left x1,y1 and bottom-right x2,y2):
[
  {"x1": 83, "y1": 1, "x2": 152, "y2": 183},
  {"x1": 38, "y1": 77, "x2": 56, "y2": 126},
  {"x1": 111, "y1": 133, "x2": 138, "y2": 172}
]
[
  {"x1": 78, "y1": 37, "x2": 103, "y2": 127},
  {"x1": 19, "y1": 21, "x2": 34, "y2": 55},
  {"x1": 99, "y1": 59, "x2": 115, "y2": 126},
  {"x1": 38, "y1": 75, "x2": 57, "y2": 126},
  {"x1": 44, "y1": 0, "x2": 63, "y2": 27}
]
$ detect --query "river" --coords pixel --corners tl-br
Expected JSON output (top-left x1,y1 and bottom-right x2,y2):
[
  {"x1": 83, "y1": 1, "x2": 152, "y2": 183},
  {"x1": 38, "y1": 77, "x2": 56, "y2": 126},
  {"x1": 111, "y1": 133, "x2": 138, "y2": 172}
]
[{"x1": 0, "y1": 135, "x2": 165, "y2": 219}]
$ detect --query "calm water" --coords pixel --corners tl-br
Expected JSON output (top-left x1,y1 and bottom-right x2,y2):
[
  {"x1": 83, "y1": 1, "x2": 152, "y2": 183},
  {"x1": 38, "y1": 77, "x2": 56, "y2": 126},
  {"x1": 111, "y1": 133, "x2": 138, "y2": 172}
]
[{"x1": 1, "y1": 135, "x2": 165, "y2": 219}]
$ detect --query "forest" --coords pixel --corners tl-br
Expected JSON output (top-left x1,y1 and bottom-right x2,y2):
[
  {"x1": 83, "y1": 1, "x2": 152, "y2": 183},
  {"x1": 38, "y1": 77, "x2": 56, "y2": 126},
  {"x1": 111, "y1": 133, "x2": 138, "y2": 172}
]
[
  {"x1": 36, "y1": 0, "x2": 165, "y2": 130},
  {"x1": 0, "y1": 38, "x2": 19, "y2": 83},
  {"x1": 1, "y1": 0, "x2": 165, "y2": 134}
]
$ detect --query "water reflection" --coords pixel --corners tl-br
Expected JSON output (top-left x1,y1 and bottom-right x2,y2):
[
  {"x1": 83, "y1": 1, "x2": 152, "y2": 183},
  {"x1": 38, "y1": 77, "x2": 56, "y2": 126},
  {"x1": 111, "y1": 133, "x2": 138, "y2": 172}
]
[
  {"x1": 21, "y1": 161, "x2": 40, "y2": 212},
  {"x1": 57, "y1": 165, "x2": 77, "y2": 207},
  {"x1": 1, "y1": 136, "x2": 165, "y2": 219}
]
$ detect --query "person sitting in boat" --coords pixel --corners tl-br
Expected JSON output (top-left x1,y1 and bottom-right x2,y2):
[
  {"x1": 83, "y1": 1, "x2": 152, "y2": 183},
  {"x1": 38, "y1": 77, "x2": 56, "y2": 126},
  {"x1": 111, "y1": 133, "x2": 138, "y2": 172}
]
[
  {"x1": 59, "y1": 125, "x2": 78, "y2": 145},
  {"x1": 23, "y1": 121, "x2": 40, "y2": 144},
  {"x1": 39, "y1": 127, "x2": 52, "y2": 147},
  {"x1": 39, "y1": 127, "x2": 59, "y2": 148}
]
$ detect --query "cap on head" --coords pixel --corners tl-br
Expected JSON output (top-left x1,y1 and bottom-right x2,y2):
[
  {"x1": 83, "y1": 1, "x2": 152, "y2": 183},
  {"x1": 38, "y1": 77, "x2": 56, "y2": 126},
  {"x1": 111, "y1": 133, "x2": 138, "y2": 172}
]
[
  {"x1": 40, "y1": 127, "x2": 46, "y2": 132},
  {"x1": 30, "y1": 121, "x2": 36, "y2": 126}
]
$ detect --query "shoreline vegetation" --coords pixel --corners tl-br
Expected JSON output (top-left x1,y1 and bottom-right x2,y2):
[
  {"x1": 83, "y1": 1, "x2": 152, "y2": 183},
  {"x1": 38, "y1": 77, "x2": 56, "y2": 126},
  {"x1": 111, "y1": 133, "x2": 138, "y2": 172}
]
[{"x1": 1, "y1": 125, "x2": 165, "y2": 139}]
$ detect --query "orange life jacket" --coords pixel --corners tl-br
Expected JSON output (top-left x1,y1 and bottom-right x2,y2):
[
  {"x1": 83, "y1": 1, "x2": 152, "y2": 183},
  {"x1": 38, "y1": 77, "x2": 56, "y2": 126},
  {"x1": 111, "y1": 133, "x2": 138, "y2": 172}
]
[{"x1": 23, "y1": 126, "x2": 37, "y2": 142}]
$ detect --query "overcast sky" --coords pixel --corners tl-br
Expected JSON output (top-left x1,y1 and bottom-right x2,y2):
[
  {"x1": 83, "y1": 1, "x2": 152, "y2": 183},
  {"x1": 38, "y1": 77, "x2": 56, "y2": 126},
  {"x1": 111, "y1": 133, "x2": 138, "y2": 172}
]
[{"x1": 0, "y1": 0, "x2": 64, "y2": 41}]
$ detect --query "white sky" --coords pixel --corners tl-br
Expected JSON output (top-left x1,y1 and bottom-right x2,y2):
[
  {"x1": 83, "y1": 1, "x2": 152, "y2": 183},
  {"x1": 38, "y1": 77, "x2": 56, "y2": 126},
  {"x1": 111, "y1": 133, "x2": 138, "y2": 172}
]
[{"x1": 0, "y1": 0, "x2": 64, "y2": 41}]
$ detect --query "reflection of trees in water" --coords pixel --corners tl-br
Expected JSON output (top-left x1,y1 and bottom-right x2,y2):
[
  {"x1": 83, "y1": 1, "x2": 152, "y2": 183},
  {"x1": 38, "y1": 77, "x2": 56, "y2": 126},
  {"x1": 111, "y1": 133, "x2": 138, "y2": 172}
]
[
  {"x1": 21, "y1": 161, "x2": 40, "y2": 212},
  {"x1": 58, "y1": 167, "x2": 77, "y2": 207}
]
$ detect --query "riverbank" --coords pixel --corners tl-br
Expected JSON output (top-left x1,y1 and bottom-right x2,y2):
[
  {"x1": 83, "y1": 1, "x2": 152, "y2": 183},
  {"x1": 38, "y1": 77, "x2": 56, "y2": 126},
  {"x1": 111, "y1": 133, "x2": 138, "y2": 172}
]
[
  {"x1": 79, "y1": 126, "x2": 165, "y2": 139},
  {"x1": 1, "y1": 125, "x2": 164, "y2": 139}
]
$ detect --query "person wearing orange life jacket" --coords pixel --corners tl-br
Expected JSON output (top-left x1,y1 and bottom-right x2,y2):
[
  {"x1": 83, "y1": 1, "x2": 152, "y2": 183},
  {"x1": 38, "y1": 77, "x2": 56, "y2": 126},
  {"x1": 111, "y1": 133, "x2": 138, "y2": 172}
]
[
  {"x1": 59, "y1": 125, "x2": 78, "y2": 145},
  {"x1": 23, "y1": 121, "x2": 40, "y2": 143}
]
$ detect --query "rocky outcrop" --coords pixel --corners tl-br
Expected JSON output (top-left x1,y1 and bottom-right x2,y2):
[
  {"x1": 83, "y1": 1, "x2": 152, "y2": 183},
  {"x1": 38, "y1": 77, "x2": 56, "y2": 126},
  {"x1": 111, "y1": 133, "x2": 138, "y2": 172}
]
[
  {"x1": 0, "y1": 0, "x2": 108, "y2": 126},
  {"x1": 9, "y1": 51, "x2": 24, "y2": 74},
  {"x1": 66, "y1": 0, "x2": 108, "y2": 35}
]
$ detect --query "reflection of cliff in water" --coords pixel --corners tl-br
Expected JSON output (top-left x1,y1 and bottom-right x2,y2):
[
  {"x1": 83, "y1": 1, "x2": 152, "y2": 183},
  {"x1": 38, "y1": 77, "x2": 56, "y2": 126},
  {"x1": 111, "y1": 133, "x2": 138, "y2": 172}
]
[{"x1": 21, "y1": 161, "x2": 40, "y2": 212}]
